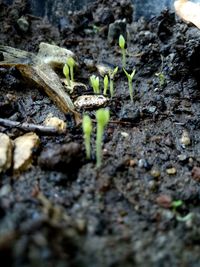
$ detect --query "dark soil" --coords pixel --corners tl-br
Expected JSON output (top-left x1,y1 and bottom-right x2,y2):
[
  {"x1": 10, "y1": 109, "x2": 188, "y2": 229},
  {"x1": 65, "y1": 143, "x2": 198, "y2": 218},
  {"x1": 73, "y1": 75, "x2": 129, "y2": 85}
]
[{"x1": 1, "y1": 0, "x2": 200, "y2": 266}]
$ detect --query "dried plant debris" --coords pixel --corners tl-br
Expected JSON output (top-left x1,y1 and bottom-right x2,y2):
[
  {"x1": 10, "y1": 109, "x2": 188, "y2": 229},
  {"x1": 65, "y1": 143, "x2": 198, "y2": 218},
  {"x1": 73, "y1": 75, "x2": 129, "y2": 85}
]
[
  {"x1": 0, "y1": 133, "x2": 13, "y2": 173},
  {"x1": 0, "y1": 43, "x2": 80, "y2": 122},
  {"x1": 13, "y1": 132, "x2": 40, "y2": 172}
]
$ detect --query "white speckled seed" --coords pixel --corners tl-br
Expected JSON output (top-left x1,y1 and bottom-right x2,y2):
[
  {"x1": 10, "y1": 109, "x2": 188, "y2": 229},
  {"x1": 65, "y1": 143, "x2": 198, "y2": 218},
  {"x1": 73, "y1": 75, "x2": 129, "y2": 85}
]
[{"x1": 74, "y1": 95, "x2": 109, "y2": 109}]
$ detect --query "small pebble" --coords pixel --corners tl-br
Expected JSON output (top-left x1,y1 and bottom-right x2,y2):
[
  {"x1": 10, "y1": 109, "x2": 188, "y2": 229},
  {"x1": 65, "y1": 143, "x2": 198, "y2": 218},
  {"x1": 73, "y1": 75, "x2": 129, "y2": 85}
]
[
  {"x1": 76, "y1": 219, "x2": 87, "y2": 233},
  {"x1": 17, "y1": 16, "x2": 29, "y2": 32},
  {"x1": 191, "y1": 166, "x2": 200, "y2": 182},
  {"x1": 156, "y1": 194, "x2": 172, "y2": 208},
  {"x1": 120, "y1": 132, "x2": 129, "y2": 138},
  {"x1": 138, "y1": 159, "x2": 151, "y2": 170},
  {"x1": 180, "y1": 130, "x2": 191, "y2": 146},
  {"x1": 0, "y1": 133, "x2": 13, "y2": 173},
  {"x1": 129, "y1": 159, "x2": 136, "y2": 167},
  {"x1": 44, "y1": 116, "x2": 66, "y2": 133},
  {"x1": 166, "y1": 167, "x2": 177, "y2": 175},
  {"x1": 150, "y1": 169, "x2": 160, "y2": 178},
  {"x1": 177, "y1": 154, "x2": 187, "y2": 162},
  {"x1": 13, "y1": 132, "x2": 40, "y2": 172}
]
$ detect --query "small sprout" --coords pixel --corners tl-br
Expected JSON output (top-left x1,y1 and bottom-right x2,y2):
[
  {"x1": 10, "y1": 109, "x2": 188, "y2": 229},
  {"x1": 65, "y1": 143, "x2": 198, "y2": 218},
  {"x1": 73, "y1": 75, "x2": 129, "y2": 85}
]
[
  {"x1": 66, "y1": 57, "x2": 76, "y2": 82},
  {"x1": 103, "y1": 75, "x2": 109, "y2": 95},
  {"x1": 95, "y1": 108, "x2": 110, "y2": 168},
  {"x1": 96, "y1": 62, "x2": 114, "y2": 77},
  {"x1": 92, "y1": 24, "x2": 100, "y2": 34},
  {"x1": 90, "y1": 75, "x2": 100, "y2": 94},
  {"x1": 171, "y1": 200, "x2": 183, "y2": 211},
  {"x1": 119, "y1": 34, "x2": 126, "y2": 68},
  {"x1": 63, "y1": 63, "x2": 71, "y2": 86},
  {"x1": 108, "y1": 66, "x2": 118, "y2": 98},
  {"x1": 123, "y1": 68, "x2": 136, "y2": 102},
  {"x1": 176, "y1": 213, "x2": 193, "y2": 222},
  {"x1": 82, "y1": 115, "x2": 93, "y2": 159},
  {"x1": 155, "y1": 72, "x2": 166, "y2": 87}
]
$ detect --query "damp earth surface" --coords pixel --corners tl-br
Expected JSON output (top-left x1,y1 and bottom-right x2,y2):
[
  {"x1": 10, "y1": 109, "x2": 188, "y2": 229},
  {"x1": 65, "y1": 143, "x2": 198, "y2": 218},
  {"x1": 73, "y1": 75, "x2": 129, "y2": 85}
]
[{"x1": 0, "y1": 0, "x2": 200, "y2": 266}]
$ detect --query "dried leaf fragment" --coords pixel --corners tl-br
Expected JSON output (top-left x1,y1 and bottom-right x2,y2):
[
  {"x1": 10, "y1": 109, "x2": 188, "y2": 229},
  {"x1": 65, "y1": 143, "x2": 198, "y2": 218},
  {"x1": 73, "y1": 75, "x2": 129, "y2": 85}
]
[
  {"x1": 13, "y1": 132, "x2": 40, "y2": 172},
  {"x1": 174, "y1": 0, "x2": 200, "y2": 29},
  {"x1": 0, "y1": 133, "x2": 13, "y2": 173}
]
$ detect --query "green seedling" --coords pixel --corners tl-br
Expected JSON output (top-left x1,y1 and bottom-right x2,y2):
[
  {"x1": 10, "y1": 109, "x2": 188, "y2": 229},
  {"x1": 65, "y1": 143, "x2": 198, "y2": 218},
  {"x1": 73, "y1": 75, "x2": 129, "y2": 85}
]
[
  {"x1": 176, "y1": 213, "x2": 193, "y2": 222},
  {"x1": 82, "y1": 115, "x2": 93, "y2": 159},
  {"x1": 66, "y1": 57, "x2": 75, "y2": 82},
  {"x1": 109, "y1": 66, "x2": 118, "y2": 98},
  {"x1": 155, "y1": 72, "x2": 166, "y2": 87},
  {"x1": 155, "y1": 55, "x2": 166, "y2": 87},
  {"x1": 92, "y1": 24, "x2": 100, "y2": 34},
  {"x1": 171, "y1": 200, "x2": 183, "y2": 212},
  {"x1": 103, "y1": 75, "x2": 109, "y2": 95},
  {"x1": 119, "y1": 34, "x2": 126, "y2": 68},
  {"x1": 123, "y1": 68, "x2": 136, "y2": 102},
  {"x1": 95, "y1": 108, "x2": 110, "y2": 168},
  {"x1": 171, "y1": 199, "x2": 192, "y2": 222},
  {"x1": 90, "y1": 75, "x2": 100, "y2": 94},
  {"x1": 63, "y1": 63, "x2": 71, "y2": 86}
]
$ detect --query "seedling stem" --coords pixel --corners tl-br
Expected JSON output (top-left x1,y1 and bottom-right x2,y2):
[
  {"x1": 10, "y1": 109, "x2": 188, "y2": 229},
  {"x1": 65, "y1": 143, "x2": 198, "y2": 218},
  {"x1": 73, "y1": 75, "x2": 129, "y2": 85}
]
[
  {"x1": 109, "y1": 67, "x2": 118, "y2": 98},
  {"x1": 96, "y1": 108, "x2": 110, "y2": 168},
  {"x1": 119, "y1": 34, "x2": 126, "y2": 68},
  {"x1": 82, "y1": 115, "x2": 93, "y2": 159},
  {"x1": 67, "y1": 57, "x2": 75, "y2": 82},
  {"x1": 123, "y1": 68, "x2": 136, "y2": 102},
  {"x1": 90, "y1": 75, "x2": 100, "y2": 94},
  {"x1": 103, "y1": 75, "x2": 109, "y2": 95},
  {"x1": 63, "y1": 63, "x2": 71, "y2": 86}
]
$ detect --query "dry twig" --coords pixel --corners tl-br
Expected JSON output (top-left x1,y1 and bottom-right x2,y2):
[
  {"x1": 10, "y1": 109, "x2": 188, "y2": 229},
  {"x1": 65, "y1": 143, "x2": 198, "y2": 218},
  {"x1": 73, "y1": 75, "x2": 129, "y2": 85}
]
[{"x1": 0, "y1": 118, "x2": 65, "y2": 135}]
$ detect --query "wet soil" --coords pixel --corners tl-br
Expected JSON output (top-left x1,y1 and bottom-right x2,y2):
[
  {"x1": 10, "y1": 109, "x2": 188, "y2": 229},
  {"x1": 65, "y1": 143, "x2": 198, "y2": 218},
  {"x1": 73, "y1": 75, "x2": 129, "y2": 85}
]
[{"x1": 1, "y1": 0, "x2": 200, "y2": 266}]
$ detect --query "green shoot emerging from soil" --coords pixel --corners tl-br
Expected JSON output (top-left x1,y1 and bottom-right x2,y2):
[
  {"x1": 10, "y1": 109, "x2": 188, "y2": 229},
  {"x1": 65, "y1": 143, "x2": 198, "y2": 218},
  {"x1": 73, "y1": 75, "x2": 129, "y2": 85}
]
[
  {"x1": 66, "y1": 57, "x2": 75, "y2": 82},
  {"x1": 109, "y1": 67, "x2": 118, "y2": 98},
  {"x1": 90, "y1": 75, "x2": 100, "y2": 94},
  {"x1": 95, "y1": 108, "x2": 110, "y2": 168},
  {"x1": 171, "y1": 200, "x2": 183, "y2": 212},
  {"x1": 119, "y1": 34, "x2": 126, "y2": 68},
  {"x1": 63, "y1": 63, "x2": 71, "y2": 86},
  {"x1": 82, "y1": 115, "x2": 93, "y2": 159},
  {"x1": 155, "y1": 72, "x2": 166, "y2": 87},
  {"x1": 103, "y1": 75, "x2": 109, "y2": 95},
  {"x1": 123, "y1": 68, "x2": 136, "y2": 102}
]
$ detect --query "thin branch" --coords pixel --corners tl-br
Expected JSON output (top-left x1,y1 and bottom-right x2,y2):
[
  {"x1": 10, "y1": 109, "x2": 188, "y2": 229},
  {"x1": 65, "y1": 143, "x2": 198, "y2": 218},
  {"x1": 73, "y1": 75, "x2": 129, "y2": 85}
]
[{"x1": 0, "y1": 118, "x2": 65, "y2": 135}]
